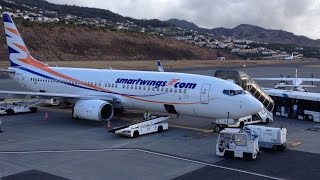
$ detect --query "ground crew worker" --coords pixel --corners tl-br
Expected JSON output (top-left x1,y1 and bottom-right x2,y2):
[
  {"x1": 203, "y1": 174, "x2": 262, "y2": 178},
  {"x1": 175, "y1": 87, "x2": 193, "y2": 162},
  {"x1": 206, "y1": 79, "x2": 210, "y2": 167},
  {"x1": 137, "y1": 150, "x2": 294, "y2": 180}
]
[
  {"x1": 293, "y1": 102, "x2": 298, "y2": 118},
  {"x1": 0, "y1": 119, "x2": 3, "y2": 133},
  {"x1": 144, "y1": 111, "x2": 151, "y2": 120}
]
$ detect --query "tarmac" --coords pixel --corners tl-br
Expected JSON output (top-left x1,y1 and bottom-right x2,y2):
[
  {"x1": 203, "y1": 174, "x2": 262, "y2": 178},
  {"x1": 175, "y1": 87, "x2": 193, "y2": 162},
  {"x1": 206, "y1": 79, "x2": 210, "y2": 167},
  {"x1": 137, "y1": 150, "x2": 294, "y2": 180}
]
[{"x1": 0, "y1": 63, "x2": 320, "y2": 180}]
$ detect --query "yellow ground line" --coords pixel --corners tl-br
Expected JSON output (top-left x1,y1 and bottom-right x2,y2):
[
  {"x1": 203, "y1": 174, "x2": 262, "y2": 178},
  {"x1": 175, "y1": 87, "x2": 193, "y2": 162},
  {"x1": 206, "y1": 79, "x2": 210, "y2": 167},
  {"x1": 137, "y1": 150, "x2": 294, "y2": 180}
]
[
  {"x1": 169, "y1": 125, "x2": 213, "y2": 133},
  {"x1": 118, "y1": 117, "x2": 213, "y2": 133},
  {"x1": 30, "y1": 109, "x2": 214, "y2": 133},
  {"x1": 291, "y1": 141, "x2": 302, "y2": 146}
]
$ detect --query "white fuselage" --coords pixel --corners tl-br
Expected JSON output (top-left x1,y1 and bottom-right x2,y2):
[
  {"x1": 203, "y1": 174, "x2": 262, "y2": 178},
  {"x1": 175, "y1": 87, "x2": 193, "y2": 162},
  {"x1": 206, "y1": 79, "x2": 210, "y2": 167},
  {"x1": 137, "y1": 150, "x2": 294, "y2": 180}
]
[
  {"x1": 9, "y1": 66, "x2": 262, "y2": 119},
  {"x1": 2, "y1": 11, "x2": 263, "y2": 121}
]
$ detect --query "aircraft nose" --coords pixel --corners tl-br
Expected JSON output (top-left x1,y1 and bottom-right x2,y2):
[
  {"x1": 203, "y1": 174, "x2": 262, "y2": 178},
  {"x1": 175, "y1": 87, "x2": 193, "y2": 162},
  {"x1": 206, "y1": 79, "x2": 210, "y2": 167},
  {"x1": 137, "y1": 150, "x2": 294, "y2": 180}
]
[{"x1": 243, "y1": 95, "x2": 263, "y2": 115}]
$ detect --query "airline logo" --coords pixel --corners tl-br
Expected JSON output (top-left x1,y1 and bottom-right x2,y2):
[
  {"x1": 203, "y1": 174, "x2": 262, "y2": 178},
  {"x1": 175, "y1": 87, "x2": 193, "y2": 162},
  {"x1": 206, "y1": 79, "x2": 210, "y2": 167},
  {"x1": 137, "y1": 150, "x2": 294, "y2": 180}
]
[{"x1": 115, "y1": 78, "x2": 197, "y2": 89}]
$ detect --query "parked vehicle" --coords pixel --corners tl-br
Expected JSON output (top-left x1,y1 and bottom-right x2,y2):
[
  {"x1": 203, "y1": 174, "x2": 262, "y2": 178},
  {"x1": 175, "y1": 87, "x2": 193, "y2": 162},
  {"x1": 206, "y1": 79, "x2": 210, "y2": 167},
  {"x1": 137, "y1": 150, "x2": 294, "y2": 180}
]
[
  {"x1": 216, "y1": 128, "x2": 260, "y2": 160},
  {"x1": 109, "y1": 116, "x2": 170, "y2": 138},
  {"x1": 244, "y1": 125, "x2": 287, "y2": 151}
]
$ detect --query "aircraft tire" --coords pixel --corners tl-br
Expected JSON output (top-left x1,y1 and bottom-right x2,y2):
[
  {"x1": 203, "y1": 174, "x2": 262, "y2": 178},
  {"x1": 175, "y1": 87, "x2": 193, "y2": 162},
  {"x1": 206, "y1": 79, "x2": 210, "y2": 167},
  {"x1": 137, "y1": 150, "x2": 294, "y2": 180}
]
[
  {"x1": 214, "y1": 125, "x2": 221, "y2": 132},
  {"x1": 6, "y1": 109, "x2": 14, "y2": 115},
  {"x1": 239, "y1": 121, "x2": 245, "y2": 129},
  {"x1": 30, "y1": 107, "x2": 38, "y2": 113}
]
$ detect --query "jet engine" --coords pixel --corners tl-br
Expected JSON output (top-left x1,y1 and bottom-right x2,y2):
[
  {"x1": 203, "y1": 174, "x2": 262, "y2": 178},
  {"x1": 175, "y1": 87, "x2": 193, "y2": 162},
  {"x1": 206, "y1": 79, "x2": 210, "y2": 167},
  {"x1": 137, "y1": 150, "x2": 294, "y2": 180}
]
[{"x1": 72, "y1": 100, "x2": 114, "y2": 121}]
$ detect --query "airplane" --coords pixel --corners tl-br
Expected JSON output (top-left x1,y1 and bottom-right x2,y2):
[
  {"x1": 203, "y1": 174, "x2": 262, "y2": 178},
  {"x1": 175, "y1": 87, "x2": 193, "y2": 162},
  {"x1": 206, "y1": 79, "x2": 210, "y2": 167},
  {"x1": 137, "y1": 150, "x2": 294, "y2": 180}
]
[
  {"x1": 157, "y1": 60, "x2": 164, "y2": 72},
  {"x1": 254, "y1": 69, "x2": 320, "y2": 92},
  {"x1": 284, "y1": 53, "x2": 294, "y2": 61},
  {"x1": 0, "y1": 12, "x2": 262, "y2": 122},
  {"x1": 261, "y1": 53, "x2": 299, "y2": 61}
]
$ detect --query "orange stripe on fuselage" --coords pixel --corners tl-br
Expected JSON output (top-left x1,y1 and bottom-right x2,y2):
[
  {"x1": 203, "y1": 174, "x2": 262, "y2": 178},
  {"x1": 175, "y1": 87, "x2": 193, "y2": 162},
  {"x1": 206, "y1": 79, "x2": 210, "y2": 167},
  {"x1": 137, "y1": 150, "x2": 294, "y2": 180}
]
[
  {"x1": 6, "y1": 27, "x2": 19, "y2": 36},
  {"x1": 15, "y1": 48, "x2": 199, "y2": 104}
]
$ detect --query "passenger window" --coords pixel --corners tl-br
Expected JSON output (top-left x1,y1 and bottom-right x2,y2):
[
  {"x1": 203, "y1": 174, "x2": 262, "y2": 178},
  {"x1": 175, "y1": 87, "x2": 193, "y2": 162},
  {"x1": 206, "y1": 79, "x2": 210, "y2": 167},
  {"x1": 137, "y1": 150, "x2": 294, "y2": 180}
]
[
  {"x1": 161, "y1": 88, "x2": 164, "y2": 92},
  {"x1": 174, "y1": 88, "x2": 177, "y2": 93},
  {"x1": 139, "y1": 86, "x2": 141, "y2": 90},
  {"x1": 127, "y1": 85, "x2": 129, "y2": 89},
  {"x1": 123, "y1": 84, "x2": 125, "y2": 88},
  {"x1": 143, "y1": 86, "x2": 146, "y2": 90},
  {"x1": 135, "y1": 85, "x2": 137, "y2": 89},
  {"x1": 112, "y1": 84, "x2": 114, "y2": 88},
  {"x1": 115, "y1": 84, "x2": 117, "y2": 88},
  {"x1": 131, "y1": 85, "x2": 134, "y2": 89},
  {"x1": 165, "y1": 88, "x2": 168, "y2": 93},
  {"x1": 169, "y1": 88, "x2": 173, "y2": 93},
  {"x1": 148, "y1": 86, "x2": 151, "y2": 91},
  {"x1": 184, "y1": 89, "x2": 187, "y2": 94}
]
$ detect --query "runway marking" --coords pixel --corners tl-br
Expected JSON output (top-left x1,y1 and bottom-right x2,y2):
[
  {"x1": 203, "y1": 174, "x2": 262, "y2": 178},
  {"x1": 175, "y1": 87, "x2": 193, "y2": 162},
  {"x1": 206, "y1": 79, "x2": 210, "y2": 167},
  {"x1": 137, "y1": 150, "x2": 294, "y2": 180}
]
[
  {"x1": 119, "y1": 117, "x2": 213, "y2": 133},
  {"x1": 169, "y1": 125, "x2": 213, "y2": 133},
  {"x1": 288, "y1": 141, "x2": 302, "y2": 146},
  {"x1": 8, "y1": 107, "x2": 214, "y2": 133},
  {"x1": 0, "y1": 148, "x2": 283, "y2": 180},
  {"x1": 275, "y1": 121, "x2": 320, "y2": 128}
]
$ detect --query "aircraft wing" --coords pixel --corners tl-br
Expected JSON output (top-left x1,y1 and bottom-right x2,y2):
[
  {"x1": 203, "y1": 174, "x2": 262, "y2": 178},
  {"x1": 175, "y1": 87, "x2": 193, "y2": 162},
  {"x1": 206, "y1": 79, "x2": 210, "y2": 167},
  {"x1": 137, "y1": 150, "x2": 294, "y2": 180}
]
[
  {"x1": 254, "y1": 78, "x2": 320, "y2": 82},
  {"x1": 277, "y1": 85, "x2": 316, "y2": 88},
  {"x1": 254, "y1": 78, "x2": 296, "y2": 81},
  {"x1": 297, "y1": 78, "x2": 320, "y2": 82},
  {"x1": 0, "y1": 90, "x2": 122, "y2": 104}
]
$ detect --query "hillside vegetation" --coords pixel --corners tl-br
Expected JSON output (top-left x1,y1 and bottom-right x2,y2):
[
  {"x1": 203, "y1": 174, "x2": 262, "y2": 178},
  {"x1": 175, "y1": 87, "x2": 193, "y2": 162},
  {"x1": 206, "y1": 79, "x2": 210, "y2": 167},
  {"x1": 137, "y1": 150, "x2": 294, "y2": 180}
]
[{"x1": 0, "y1": 21, "x2": 237, "y2": 61}]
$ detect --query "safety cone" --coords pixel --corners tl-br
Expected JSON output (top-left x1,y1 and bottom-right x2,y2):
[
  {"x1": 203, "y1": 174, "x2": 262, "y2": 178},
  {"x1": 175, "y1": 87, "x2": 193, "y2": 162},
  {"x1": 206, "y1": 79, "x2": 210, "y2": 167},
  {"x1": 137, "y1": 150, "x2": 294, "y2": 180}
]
[{"x1": 107, "y1": 121, "x2": 111, "y2": 128}]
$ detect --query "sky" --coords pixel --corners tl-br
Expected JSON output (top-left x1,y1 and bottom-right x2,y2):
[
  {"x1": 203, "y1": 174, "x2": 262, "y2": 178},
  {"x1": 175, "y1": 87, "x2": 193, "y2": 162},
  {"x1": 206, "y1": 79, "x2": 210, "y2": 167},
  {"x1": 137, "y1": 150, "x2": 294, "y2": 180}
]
[{"x1": 47, "y1": 0, "x2": 320, "y2": 40}]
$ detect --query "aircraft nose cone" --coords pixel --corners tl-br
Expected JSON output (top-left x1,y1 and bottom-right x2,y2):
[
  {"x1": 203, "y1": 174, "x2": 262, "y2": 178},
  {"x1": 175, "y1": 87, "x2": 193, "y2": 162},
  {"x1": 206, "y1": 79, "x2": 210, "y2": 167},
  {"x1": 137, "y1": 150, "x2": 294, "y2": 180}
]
[{"x1": 247, "y1": 96, "x2": 263, "y2": 114}]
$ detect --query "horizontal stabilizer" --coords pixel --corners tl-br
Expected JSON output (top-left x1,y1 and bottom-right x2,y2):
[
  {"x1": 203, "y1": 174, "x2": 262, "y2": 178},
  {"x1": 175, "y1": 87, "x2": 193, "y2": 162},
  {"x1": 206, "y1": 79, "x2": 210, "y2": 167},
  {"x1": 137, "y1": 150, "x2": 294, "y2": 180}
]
[{"x1": 0, "y1": 69, "x2": 15, "y2": 73}]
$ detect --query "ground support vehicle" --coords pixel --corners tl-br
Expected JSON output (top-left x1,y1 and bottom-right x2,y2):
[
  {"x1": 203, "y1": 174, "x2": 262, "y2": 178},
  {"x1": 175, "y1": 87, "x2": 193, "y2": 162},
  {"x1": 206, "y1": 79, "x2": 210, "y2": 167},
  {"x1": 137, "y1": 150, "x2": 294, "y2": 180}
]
[
  {"x1": 216, "y1": 128, "x2": 259, "y2": 160},
  {"x1": 109, "y1": 116, "x2": 170, "y2": 138},
  {"x1": 244, "y1": 125, "x2": 287, "y2": 151}
]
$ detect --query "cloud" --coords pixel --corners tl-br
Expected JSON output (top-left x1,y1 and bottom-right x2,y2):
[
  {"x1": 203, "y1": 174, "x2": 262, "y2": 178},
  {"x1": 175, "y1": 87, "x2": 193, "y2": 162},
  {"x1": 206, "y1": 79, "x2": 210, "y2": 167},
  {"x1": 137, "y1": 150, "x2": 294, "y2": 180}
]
[{"x1": 47, "y1": 0, "x2": 320, "y2": 39}]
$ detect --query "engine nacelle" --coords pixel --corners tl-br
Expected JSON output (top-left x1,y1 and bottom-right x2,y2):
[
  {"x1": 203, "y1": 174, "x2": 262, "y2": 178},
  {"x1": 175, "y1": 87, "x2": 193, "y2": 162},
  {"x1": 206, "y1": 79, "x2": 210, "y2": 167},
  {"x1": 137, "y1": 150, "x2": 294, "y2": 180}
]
[{"x1": 73, "y1": 100, "x2": 114, "y2": 121}]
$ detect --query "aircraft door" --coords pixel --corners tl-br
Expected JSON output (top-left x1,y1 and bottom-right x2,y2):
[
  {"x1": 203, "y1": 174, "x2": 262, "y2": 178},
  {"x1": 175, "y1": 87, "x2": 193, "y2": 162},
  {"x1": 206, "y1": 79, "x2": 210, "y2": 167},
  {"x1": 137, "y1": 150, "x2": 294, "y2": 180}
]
[{"x1": 200, "y1": 83, "x2": 211, "y2": 104}]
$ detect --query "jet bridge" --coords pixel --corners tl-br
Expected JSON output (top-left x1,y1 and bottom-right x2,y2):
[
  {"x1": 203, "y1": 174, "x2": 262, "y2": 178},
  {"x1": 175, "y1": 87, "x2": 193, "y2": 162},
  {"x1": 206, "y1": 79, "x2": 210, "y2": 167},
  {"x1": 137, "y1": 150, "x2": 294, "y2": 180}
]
[{"x1": 215, "y1": 70, "x2": 274, "y2": 121}]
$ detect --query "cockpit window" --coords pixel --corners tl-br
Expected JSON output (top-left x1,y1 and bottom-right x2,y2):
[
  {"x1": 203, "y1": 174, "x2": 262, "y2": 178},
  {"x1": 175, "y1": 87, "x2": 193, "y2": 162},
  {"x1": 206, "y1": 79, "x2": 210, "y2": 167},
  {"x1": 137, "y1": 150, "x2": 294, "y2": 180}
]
[{"x1": 223, "y1": 90, "x2": 245, "y2": 96}]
